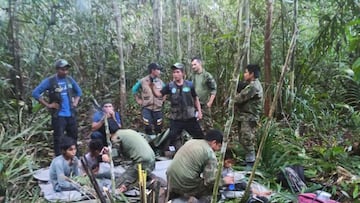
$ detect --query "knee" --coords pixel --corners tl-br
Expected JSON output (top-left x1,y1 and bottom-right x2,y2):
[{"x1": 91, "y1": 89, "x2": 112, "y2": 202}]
[{"x1": 91, "y1": 131, "x2": 104, "y2": 140}]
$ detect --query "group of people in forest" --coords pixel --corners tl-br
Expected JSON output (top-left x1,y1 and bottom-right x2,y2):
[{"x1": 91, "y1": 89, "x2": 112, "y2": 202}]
[{"x1": 31, "y1": 57, "x2": 264, "y2": 201}]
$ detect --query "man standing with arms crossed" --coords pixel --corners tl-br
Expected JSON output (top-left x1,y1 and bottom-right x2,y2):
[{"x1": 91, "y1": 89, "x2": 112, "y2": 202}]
[{"x1": 189, "y1": 57, "x2": 217, "y2": 131}]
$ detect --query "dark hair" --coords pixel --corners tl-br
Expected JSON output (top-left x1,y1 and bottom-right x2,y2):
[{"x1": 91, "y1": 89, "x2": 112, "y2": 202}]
[
  {"x1": 191, "y1": 57, "x2": 202, "y2": 64},
  {"x1": 225, "y1": 149, "x2": 235, "y2": 160},
  {"x1": 246, "y1": 64, "x2": 260, "y2": 78},
  {"x1": 89, "y1": 139, "x2": 104, "y2": 152},
  {"x1": 59, "y1": 136, "x2": 76, "y2": 151},
  {"x1": 205, "y1": 129, "x2": 223, "y2": 143},
  {"x1": 148, "y1": 63, "x2": 161, "y2": 73},
  {"x1": 101, "y1": 99, "x2": 113, "y2": 107}
]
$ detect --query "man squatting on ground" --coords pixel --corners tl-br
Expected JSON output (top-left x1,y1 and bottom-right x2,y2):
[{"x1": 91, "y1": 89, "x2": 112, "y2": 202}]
[
  {"x1": 189, "y1": 57, "x2": 217, "y2": 131},
  {"x1": 32, "y1": 59, "x2": 82, "y2": 156},
  {"x1": 166, "y1": 129, "x2": 234, "y2": 201},
  {"x1": 132, "y1": 63, "x2": 165, "y2": 135},
  {"x1": 111, "y1": 129, "x2": 156, "y2": 193}
]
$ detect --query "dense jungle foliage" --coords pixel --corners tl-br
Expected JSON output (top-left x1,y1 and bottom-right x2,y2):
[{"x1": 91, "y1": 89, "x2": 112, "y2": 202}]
[{"x1": 0, "y1": 0, "x2": 359, "y2": 202}]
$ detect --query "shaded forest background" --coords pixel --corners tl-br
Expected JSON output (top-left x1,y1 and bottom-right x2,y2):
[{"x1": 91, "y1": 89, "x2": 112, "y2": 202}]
[{"x1": 0, "y1": 0, "x2": 360, "y2": 202}]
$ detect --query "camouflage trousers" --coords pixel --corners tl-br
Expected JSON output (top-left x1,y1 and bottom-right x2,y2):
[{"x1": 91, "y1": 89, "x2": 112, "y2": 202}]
[
  {"x1": 200, "y1": 105, "x2": 213, "y2": 132},
  {"x1": 238, "y1": 120, "x2": 258, "y2": 163},
  {"x1": 115, "y1": 160, "x2": 155, "y2": 189}
]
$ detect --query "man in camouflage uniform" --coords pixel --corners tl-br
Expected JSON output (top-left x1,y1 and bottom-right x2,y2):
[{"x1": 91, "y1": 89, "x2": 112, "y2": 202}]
[
  {"x1": 111, "y1": 129, "x2": 155, "y2": 193},
  {"x1": 234, "y1": 64, "x2": 263, "y2": 168},
  {"x1": 189, "y1": 57, "x2": 217, "y2": 131},
  {"x1": 166, "y1": 129, "x2": 233, "y2": 201}
]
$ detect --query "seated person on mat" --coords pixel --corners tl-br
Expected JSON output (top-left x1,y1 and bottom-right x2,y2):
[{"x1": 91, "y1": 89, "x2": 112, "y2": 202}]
[
  {"x1": 83, "y1": 139, "x2": 111, "y2": 178},
  {"x1": 91, "y1": 100, "x2": 122, "y2": 146},
  {"x1": 49, "y1": 136, "x2": 80, "y2": 192}
]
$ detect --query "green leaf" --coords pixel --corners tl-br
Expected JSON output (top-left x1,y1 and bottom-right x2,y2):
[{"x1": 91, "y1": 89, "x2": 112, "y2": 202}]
[{"x1": 353, "y1": 184, "x2": 359, "y2": 199}]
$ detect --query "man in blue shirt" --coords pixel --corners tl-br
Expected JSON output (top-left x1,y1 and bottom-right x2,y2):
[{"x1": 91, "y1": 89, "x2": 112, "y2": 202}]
[
  {"x1": 32, "y1": 59, "x2": 82, "y2": 156},
  {"x1": 91, "y1": 100, "x2": 121, "y2": 146}
]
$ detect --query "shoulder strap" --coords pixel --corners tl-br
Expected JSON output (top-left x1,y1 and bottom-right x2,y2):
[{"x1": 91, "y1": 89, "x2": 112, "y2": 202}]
[{"x1": 49, "y1": 74, "x2": 58, "y2": 89}]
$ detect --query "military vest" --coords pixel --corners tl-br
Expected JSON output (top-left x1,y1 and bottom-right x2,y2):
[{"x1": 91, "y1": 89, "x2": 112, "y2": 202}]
[
  {"x1": 168, "y1": 80, "x2": 196, "y2": 120},
  {"x1": 48, "y1": 75, "x2": 75, "y2": 116}
]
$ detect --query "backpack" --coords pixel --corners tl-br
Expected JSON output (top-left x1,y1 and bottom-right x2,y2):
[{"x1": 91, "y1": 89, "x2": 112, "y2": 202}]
[
  {"x1": 298, "y1": 193, "x2": 340, "y2": 203},
  {"x1": 277, "y1": 166, "x2": 307, "y2": 193}
]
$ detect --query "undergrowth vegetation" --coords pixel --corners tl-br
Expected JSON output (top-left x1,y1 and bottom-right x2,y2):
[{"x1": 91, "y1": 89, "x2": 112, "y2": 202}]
[{"x1": 0, "y1": 0, "x2": 359, "y2": 202}]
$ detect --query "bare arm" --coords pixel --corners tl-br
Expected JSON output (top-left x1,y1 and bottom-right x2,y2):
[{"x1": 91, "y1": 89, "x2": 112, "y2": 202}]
[
  {"x1": 207, "y1": 94, "x2": 216, "y2": 108},
  {"x1": 194, "y1": 96, "x2": 202, "y2": 120},
  {"x1": 72, "y1": 96, "x2": 80, "y2": 107},
  {"x1": 38, "y1": 97, "x2": 59, "y2": 109},
  {"x1": 151, "y1": 84, "x2": 163, "y2": 98},
  {"x1": 91, "y1": 116, "x2": 105, "y2": 131}
]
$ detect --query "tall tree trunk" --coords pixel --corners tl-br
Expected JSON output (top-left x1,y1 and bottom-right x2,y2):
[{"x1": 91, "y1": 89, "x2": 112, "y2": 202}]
[
  {"x1": 264, "y1": 0, "x2": 274, "y2": 117},
  {"x1": 175, "y1": 0, "x2": 182, "y2": 61},
  {"x1": 186, "y1": 0, "x2": 192, "y2": 66},
  {"x1": 8, "y1": 0, "x2": 23, "y2": 100},
  {"x1": 152, "y1": 0, "x2": 163, "y2": 61},
  {"x1": 289, "y1": 0, "x2": 298, "y2": 105},
  {"x1": 111, "y1": 0, "x2": 126, "y2": 119},
  {"x1": 8, "y1": 0, "x2": 23, "y2": 133}
]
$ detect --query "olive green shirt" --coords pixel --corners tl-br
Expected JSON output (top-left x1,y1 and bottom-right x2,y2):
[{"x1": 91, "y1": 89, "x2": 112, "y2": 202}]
[
  {"x1": 167, "y1": 139, "x2": 218, "y2": 193},
  {"x1": 112, "y1": 129, "x2": 155, "y2": 163},
  {"x1": 189, "y1": 70, "x2": 217, "y2": 105}
]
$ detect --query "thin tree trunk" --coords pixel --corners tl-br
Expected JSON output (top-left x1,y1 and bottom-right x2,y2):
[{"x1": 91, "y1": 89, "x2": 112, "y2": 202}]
[
  {"x1": 290, "y1": 0, "x2": 298, "y2": 104},
  {"x1": 111, "y1": 0, "x2": 126, "y2": 120},
  {"x1": 264, "y1": 0, "x2": 274, "y2": 117},
  {"x1": 211, "y1": 0, "x2": 251, "y2": 201},
  {"x1": 175, "y1": 0, "x2": 182, "y2": 61},
  {"x1": 152, "y1": 0, "x2": 163, "y2": 61},
  {"x1": 187, "y1": 0, "x2": 192, "y2": 66}
]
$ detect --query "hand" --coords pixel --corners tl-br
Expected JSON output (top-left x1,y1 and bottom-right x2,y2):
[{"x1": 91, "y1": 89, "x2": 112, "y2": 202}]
[
  {"x1": 223, "y1": 175, "x2": 235, "y2": 185},
  {"x1": 197, "y1": 110, "x2": 203, "y2": 120},
  {"x1": 207, "y1": 101, "x2": 212, "y2": 108},
  {"x1": 117, "y1": 185, "x2": 127, "y2": 193},
  {"x1": 101, "y1": 147, "x2": 109, "y2": 154},
  {"x1": 72, "y1": 101, "x2": 78, "y2": 108},
  {"x1": 47, "y1": 102, "x2": 59, "y2": 109},
  {"x1": 101, "y1": 154, "x2": 110, "y2": 162}
]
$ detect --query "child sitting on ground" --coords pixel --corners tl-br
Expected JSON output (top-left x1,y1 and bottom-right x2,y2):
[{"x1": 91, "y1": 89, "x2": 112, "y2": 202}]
[
  {"x1": 49, "y1": 136, "x2": 80, "y2": 192},
  {"x1": 83, "y1": 139, "x2": 111, "y2": 178}
]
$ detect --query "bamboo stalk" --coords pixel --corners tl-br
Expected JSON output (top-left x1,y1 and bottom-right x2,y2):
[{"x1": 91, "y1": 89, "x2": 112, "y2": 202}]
[
  {"x1": 80, "y1": 157, "x2": 107, "y2": 203},
  {"x1": 211, "y1": 5, "x2": 252, "y2": 202},
  {"x1": 240, "y1": 28, "x2": 299, "y2": 203},
  {"x1": 104, "y1": 116, "x2": 116, "y2": 194}
]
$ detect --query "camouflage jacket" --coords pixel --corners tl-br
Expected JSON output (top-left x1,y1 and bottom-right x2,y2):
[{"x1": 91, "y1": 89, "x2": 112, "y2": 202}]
[{"x1": 234, "y1": 78, "x2": 263, "y2": 121}]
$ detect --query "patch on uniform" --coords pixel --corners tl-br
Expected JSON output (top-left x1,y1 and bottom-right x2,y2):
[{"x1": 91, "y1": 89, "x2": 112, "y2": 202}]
[
  {"x1": 183, "y1": 86, "x2": 190, "y2": 92},
  {"x1": 171, "y1": 87, "x2": 177, "y2": 94}
]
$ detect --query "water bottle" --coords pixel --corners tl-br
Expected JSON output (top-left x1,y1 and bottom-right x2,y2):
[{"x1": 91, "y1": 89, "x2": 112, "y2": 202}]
[{"x1": 227, "y1": 171, "x2": 235, "y2": 191}]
